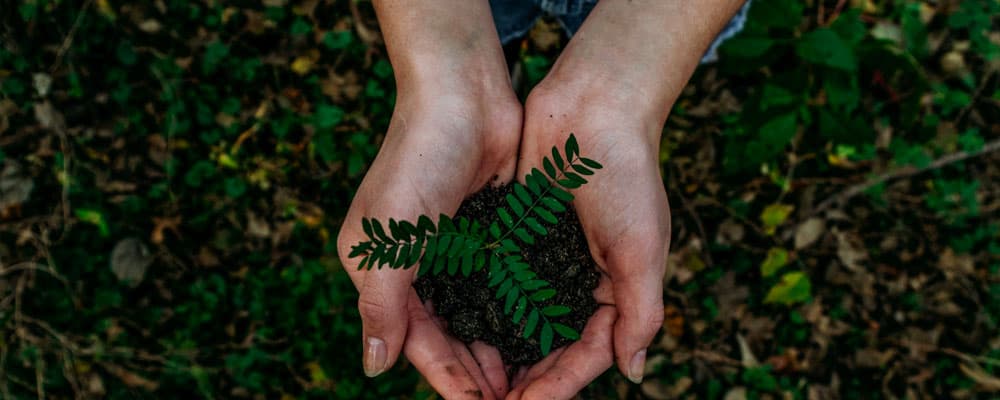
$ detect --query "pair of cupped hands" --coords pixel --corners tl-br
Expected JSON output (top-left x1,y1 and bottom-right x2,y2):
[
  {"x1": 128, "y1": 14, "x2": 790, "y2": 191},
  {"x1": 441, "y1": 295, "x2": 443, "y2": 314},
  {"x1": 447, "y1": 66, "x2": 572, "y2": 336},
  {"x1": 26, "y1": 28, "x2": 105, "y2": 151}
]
[{"x1": 336, "y1": 56, "x2": 672, "y2": 398}]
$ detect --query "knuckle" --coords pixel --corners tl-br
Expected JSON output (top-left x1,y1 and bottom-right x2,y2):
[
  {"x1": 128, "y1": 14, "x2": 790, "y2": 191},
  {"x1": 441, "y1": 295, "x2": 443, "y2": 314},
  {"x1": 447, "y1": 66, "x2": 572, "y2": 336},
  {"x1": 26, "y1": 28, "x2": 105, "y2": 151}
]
[{"x1": 357, "y1": 294, "x2": 388, "y2": 331}]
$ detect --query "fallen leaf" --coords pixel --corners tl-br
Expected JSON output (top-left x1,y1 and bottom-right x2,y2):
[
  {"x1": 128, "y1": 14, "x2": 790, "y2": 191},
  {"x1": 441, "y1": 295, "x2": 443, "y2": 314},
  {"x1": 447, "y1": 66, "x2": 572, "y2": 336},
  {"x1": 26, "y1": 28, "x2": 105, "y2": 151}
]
[
  {"x1": 736, "y1": 333, "x2": 760, "y2": 367},
  {"x1": 794, "y1": 218, "x2": 825, "y2": 249},
  {"x1": 0, "y1": 161, "x2": 33, "y2": 210},
  {"x1": 111, "y1": 238, "x2": 154, "y2": 288},
  {"x1": 959, "y1": 363, "x2": 1000, "y2": 391}
]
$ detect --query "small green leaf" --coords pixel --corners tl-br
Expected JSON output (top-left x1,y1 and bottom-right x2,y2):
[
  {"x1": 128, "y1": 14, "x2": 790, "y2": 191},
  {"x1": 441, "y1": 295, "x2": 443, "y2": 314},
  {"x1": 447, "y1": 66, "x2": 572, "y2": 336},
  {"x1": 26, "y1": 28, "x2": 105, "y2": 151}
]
[
  {"x1": 534, "y1": 206, "x2": 558, "y2": 224},
  {"x1": 514, "y1": 270, "x2": 536, "y2": 282},
  {"x1": 564, "y1": 172, "x2": 587, "y2": 185},
  {"x1": 497, "y1": 278, "x2": 514, "y2": 299},
  {"x1": 362, "y1": 218, "x2": 373, "y2": 238},
  {"x1": 764, "y1": 271, "x2": 812, "y2": 305},
  {"x1": 514, "y1": 183, "x2": 533, "y2": 205},
  {"x1": 504, "y1": 289, "x2": 518, "y2": 313},
  {"x1": 552, "y1": 323, "x2": 580, "y2": 340},
  {"x1": 498, "y1": 208, "x2": 515, "y2": 228},
  {"x1": 438, "y1": 214, "x2": 457, "y2": 232},
  {"x1": 447, "y1": 237, "x2": 465, "y2": 257},
  {"x1": 437, "y1": 236, "x2": 452, "y2": 257},
  {"x1": 557, "y1": 178, "x2": 581, "y2": 189},
  {"x1": 522, "y1": 280, "x2": 549, "y2": 290},
  {"x1": 474, "y1": 252, "x2": 486, "y2": 272},
  {"x1": 489, "y1": 222, "x2": 502, "y2": 239},
  {"x1": 488, "y1": 268, "x2": 507, "y2": 287},
  {"x1": 447, "y1": 255, "x2": 460, "y2": 275},
  {"x1": 348, "y1": 242, "x2": 371, "y2": 258},
  {"x1": 565, "y1": 134, "x2": 579, "y2": 158},
  {"x1": 506, "y1": 194, "x2": 525, "y2": 217},
  {"x1": 542, "y1": 305, "x2": 571, "y2": 317},
  {"x1": 580, "y1": 157, "x2": 603, "y2": 169},
  {"x1": 388, "y1": 219, "x2": 403, "y2": 239},
  {"x1": 524, "y1": 309, "x2": 540, "y2": 338},
  {"x1": 371, "y1": 219, "x2": 391, "y2": 242},
  {"x1": 433, "y1": 256, "x2": 446, "y2": 275},
  {"x1": 571, "y1": 164, "x2": 593, "y2": 176},
  {"x1": 550, "y1": 186, "x2": 574, "y2": 202},
  {"x1": 514, "y1": 228, "x2": 535, "y2": 245},
  {"x1": 760, "y1": 203, "x2": 794, "y2": 235},
  {"x1": 524, "y1": 217, "x2": 547, "y2": 235},
  {"x1": 540, "y1": 323, "x2": 554, "y2": 355},
  {"x1": 513, "y1": 297, "x2": 528, "y2": 323},
  {"x1": 418, "y1": 215, "x2": 436, "y2": 233},
  {"x1": 531, "y1": 288, "x2": 556, "y2": 301},
  {"x1": 359, "y1": 255, "x2": 370, "y2": 270},
  {"x1": 526, "y1": 172, "x2": 543, "y2": 196},
  {"x1": 500, "y1": 239, "x2": 521, "y2": 253},
  {"x1": 424, "y1": 236, "x2": 439, "y2": 260},
  {"x1": 461, "y1": 251, "x2": 473, "y2": 277},
  {"x1": 760, "y1": 247, "x2": 790, "y2": 277},
  {"x1": 551, "y1": 146, "x2": 565, "y2": 170},
  {"x1": 541, "y1": 197, "x2": 566, "y2": 213},
  {"x1": 394, "y1": 244, "x2": 409, "y2": 268},
  {"x1": 543, "y1": 157, "x2": 557, "y2": 179}
]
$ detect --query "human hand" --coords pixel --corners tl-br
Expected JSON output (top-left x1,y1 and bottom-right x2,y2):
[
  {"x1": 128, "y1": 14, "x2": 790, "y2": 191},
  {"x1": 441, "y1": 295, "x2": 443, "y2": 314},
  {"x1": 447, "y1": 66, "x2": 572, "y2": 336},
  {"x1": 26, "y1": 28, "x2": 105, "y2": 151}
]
[
  {"x1": 337, "y1": 82, "x2": 522, "y2": 399},
  {"x1": 505, "y1": 82, "x2": 671, "y2": 399}
]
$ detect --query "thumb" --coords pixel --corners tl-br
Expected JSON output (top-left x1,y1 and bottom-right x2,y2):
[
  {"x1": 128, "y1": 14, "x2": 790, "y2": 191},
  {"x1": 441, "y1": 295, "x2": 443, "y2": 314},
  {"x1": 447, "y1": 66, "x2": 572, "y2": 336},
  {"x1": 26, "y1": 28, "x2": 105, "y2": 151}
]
[
  {"x1": 608, "y1": 249, "x2": 666, "y2": 384},
  {"x1": 357, "y1": 268, "x2": 412, "y2": 377}
]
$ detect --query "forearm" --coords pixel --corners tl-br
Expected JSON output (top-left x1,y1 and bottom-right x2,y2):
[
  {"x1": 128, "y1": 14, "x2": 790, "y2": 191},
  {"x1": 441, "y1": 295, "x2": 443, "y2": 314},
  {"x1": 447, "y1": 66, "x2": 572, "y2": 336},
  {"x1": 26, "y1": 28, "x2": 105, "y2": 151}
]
[
  {"x1": 372, "y1": 1, "x2": 511, "y2": 96},
  {"x1": 544, "y1": 0, "x2": 747, "y2": 124}
]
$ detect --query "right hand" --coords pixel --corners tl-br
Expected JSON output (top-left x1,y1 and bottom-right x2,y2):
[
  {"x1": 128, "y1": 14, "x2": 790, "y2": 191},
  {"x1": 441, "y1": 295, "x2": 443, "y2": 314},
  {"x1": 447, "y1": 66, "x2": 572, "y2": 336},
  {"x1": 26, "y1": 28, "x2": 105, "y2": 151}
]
[{"x1": 336, "y1": 81, "x2": 522, "y2": 399}]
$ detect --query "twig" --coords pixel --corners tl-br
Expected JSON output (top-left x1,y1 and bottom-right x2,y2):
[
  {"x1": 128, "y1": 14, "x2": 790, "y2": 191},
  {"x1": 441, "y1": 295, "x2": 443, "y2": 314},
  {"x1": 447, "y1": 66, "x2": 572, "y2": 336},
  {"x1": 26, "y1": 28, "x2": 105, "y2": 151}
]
[
  {"x1": 49, "y1": 0, "x2": 94, "y2": 73},
  {"x1": 812, "y1": 138, "x2": 1000, "y2": 215},
  {"x1": 670, "y1": 166, "x2": 713, "y2": 267},
  {"x1": 955, "y1": 70, "x2": 996, "y2": 126}
]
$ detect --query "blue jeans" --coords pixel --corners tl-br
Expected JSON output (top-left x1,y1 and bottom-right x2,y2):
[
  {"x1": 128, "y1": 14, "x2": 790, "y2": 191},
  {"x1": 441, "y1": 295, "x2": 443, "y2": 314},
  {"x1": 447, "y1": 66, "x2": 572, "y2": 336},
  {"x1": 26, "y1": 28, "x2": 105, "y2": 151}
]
[{"x1": 489, "y1": 0, "x2": 752, "y2": 63}]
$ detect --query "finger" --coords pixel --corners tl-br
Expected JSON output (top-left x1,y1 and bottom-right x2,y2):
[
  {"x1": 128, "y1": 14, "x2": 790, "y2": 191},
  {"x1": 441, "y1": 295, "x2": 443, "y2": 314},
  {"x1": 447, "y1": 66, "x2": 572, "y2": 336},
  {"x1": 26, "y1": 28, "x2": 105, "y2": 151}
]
[
  {"x1": 448, "y1": 340, "x2": 498, "y2": 400},
  {"x1": 506, "y1": 348, "x2": 567, "y2": 399},
  {"x1": 609, "y1": 251, "x2": 666, "y2": 384},
  {"x1": 510, "y1": 366, "x2": 529, "y2": 389},
  {"x1": 470, "y1": 341, "x2": 510, "y2": 398},
  {"x1": 518, "y1": 306, "x2": 617, "y2": 400},
  {"x1": 355, "y1": 265, "x2": 412, "y2": 377},
  {"x1": 404, "y1": 293, "x2": 489, "y2": 400}
]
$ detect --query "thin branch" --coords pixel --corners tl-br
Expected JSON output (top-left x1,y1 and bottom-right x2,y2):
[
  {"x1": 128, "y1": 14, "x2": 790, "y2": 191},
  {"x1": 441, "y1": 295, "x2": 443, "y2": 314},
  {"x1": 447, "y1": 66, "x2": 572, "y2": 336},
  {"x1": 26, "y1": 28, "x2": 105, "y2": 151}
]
[{"x1": 813, "y1": 138, "x2": 1000, "y2": 215}]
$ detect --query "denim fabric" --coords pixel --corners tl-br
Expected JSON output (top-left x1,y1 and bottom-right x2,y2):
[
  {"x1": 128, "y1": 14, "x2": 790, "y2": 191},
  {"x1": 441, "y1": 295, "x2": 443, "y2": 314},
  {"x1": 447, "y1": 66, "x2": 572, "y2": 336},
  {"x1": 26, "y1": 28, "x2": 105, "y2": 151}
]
[{"x1": 490, "y1": 0, "x2": 753, "y2": 63}]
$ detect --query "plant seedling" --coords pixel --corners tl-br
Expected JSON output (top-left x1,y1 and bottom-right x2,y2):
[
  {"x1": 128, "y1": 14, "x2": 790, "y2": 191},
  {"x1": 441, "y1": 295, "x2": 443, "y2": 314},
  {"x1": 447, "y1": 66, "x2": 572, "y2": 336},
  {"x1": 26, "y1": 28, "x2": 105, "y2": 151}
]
[{"x1": 349, "y1": 134, "x2": 602, "y2": 355}]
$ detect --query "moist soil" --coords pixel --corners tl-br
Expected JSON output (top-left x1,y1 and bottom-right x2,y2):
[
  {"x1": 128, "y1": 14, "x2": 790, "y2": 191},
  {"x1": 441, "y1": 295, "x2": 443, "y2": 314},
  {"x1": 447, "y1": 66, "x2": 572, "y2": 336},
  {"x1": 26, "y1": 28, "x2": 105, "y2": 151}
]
[{"x1": 414, "y1": 184, "x2": 600, "y2": 365}]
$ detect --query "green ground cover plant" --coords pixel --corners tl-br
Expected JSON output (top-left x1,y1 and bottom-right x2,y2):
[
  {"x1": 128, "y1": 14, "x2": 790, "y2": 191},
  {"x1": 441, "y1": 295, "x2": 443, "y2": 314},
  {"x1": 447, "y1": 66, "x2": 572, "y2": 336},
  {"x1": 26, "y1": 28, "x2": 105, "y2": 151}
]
[{"x1": 0, "y1": 0, "x2": 997, "y2": 398}]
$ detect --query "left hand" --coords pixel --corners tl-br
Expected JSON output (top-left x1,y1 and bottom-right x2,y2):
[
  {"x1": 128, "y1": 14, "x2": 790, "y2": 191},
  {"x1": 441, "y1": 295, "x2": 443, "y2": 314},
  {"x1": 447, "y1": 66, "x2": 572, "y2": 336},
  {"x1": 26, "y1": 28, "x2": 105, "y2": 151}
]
[{"x1": 505, "y1": 80, "x2": 671, "y2": 399}]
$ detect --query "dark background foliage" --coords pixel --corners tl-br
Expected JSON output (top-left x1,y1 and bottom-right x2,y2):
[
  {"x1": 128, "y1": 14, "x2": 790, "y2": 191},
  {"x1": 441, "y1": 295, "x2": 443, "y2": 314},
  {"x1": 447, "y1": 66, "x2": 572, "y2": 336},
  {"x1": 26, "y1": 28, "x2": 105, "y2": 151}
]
[{"x1": 0, "y1": 0, "x2": 997, "y2": 398}]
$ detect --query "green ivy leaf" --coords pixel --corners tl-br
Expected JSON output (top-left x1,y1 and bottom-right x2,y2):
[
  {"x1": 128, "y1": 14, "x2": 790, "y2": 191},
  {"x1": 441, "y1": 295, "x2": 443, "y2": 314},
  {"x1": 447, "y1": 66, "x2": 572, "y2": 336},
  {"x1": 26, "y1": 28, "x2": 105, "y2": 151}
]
[
  {"x1": 764, "y1": 271, "x2": 812, "y2": 305},
  {"x1": 761, "y1": 247, "x2": 789, "y2": 277},
  {"x1": 513, "y1": 297, "x2": 528, "y2": 323},
  {"x1": 551, "y1": 147, "x2": 564, "y2": 170},
  {"x1": 534, "y1": 206, "x2": 558, "y2": 224},
  {"x1": 514, "y1": 184, "x2": 533, "y2": 206},
  {"x1": 524, "y1": 217, "x2": 547, "y2": 235}
]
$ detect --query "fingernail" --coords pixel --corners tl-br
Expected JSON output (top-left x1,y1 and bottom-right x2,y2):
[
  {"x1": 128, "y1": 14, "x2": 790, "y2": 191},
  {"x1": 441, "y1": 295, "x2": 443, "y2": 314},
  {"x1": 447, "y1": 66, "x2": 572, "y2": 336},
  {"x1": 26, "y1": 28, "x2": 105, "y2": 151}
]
[
  {"x1": 628, "y1": 349, "x2": 646, "y2": 384},
  {"x1": 364, "y1": 336, "x2": 387, "y2": 377}
]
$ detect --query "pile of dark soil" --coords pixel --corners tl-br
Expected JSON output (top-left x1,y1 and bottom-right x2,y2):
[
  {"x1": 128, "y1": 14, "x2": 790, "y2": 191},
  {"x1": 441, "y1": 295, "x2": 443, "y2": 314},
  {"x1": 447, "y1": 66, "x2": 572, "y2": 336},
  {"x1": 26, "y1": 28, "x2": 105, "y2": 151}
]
[{"x1": 414, "y1": 184, "x2": 601, "y2": 365}]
